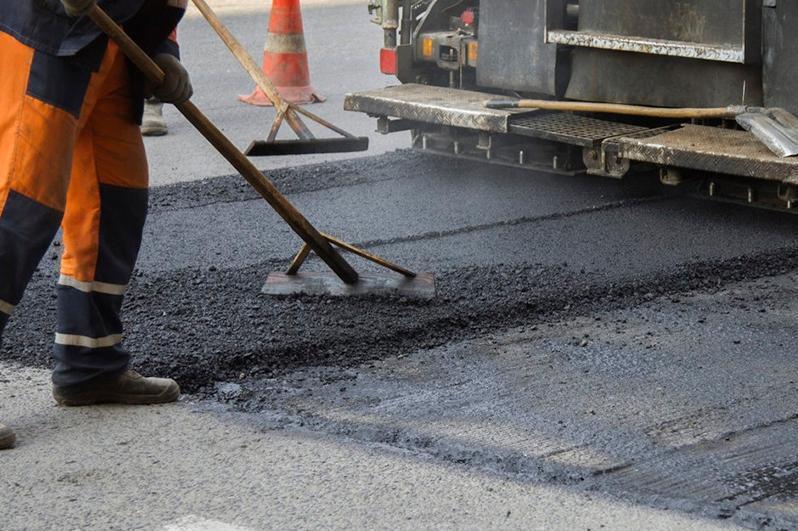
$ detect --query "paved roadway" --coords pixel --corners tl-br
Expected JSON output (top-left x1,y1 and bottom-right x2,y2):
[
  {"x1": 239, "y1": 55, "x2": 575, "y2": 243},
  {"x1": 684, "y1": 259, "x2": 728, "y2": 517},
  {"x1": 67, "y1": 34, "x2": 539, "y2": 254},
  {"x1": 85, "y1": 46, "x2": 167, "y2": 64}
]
[{"x1": 2, "y1": 2, "x2": 798, "y2": 530}]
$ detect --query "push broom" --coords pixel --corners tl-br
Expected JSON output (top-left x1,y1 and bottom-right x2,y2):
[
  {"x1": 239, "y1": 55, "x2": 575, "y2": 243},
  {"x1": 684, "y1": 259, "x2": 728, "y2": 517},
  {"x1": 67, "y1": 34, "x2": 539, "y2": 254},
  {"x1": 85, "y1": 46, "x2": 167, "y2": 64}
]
[{"x1": 86, "y1": 5, "x2": 435, "y2": 299}]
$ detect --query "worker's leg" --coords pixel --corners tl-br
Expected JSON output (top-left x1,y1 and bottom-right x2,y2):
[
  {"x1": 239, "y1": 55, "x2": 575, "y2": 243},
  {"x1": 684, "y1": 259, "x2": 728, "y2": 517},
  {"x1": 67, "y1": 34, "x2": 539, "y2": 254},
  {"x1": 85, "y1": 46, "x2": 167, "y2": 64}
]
[
  {"x1": 0, "y1": 31, "x2": 86, "y2": 341},
  {"x1": 53, "y1": 42, "x2": 150, "y2": 387},
  {"x1": 52, "y1": 41, "x2": 179, "y2": 404},
  {"x1": 141, "y1": 97, "x2": 168, "y2": 136}
]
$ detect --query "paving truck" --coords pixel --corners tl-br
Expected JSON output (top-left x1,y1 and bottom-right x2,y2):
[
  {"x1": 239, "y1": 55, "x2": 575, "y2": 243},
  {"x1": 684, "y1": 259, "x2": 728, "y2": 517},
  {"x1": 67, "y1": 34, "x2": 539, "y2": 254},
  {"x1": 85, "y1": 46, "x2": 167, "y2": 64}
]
[{"x1": 345, "y1": 0, "x2": 798, "y2": 211}]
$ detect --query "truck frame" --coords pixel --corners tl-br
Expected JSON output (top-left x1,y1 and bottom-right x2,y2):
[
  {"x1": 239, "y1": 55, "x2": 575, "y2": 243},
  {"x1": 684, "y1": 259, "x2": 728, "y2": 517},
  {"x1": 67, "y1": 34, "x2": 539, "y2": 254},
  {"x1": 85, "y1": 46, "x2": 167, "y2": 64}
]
[{"x1": 345, "y1": 0, "x2": 798, "y2": 211}]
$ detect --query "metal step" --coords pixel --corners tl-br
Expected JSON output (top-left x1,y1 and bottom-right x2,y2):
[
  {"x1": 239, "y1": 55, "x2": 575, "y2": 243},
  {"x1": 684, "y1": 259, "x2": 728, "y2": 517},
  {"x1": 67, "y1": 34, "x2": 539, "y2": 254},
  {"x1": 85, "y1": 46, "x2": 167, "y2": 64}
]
[
  {"x1": 345, "y1": 84, "x2": 651, "y2": 147},
  {"x1": 344, "y1": 84, "x2": 534, "y2": 133},
  {"x1": 610, "y1": 124, "x2": 798, "y2": 183},
  {"x1": 509, "y1": 113, "x2": 649, "y2": 147},
  {"x1": 546, "y1": 30, "x2": 746, "y2": 63}
]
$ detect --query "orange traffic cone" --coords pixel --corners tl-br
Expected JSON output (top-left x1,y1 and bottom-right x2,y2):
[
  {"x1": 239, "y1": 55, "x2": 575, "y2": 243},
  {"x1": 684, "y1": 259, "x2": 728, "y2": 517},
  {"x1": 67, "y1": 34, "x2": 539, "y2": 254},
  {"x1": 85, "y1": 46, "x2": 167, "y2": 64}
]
[{"x1": 240, "y1": 0, "x2": 324, "y2": 106}]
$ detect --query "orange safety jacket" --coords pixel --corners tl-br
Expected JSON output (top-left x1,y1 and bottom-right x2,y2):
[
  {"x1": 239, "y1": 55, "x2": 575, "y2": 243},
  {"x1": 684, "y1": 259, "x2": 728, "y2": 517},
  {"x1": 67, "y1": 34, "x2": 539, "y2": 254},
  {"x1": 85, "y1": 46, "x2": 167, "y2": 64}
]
[{"x1": 0, "y1": 1, "x2": 186, "y2": 122}]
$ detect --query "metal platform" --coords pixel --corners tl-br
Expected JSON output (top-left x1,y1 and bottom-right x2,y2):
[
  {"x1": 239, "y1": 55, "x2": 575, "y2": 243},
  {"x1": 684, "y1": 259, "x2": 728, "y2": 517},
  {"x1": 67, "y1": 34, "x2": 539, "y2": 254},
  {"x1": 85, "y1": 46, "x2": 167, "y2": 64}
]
[
  {"x1": 346, "y1": 84, "x2": 651, "y2": 147},
  {"x1": 611, "y1": 125, "x2": 798, "y2": 183},
  {"x1": 344, "y1": 84, "x2": 534, "y2": 133},
  {"x1": 346, "y1": 84, "x2": 798, "y2": 189}
]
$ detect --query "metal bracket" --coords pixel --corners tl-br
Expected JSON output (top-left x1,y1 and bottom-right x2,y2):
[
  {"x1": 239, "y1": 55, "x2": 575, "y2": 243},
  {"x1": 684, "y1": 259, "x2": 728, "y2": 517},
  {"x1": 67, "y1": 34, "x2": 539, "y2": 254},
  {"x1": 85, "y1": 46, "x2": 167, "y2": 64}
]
[
  {"x1": 377, "y1": 116, "x2": 418, "y2": 134},
  {"x1": 582, "y1": 144, "x2": 630, "y2": 179}
]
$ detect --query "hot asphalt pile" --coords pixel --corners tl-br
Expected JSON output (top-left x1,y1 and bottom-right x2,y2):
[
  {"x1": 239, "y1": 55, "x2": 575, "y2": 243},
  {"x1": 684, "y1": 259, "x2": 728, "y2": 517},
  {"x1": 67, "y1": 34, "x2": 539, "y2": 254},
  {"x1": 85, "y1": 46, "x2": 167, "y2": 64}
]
[{"x1": 3, "y1": 151, "x2": 798, "y2": 397}]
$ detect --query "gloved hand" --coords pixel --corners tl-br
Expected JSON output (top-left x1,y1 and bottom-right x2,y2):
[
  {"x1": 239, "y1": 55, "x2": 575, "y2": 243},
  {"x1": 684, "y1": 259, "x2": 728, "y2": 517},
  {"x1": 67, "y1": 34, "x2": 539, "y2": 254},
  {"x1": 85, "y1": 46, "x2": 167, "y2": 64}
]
[
  {"x1": 61, "y1": 0, "x2": 96, "y2": 17},
  {"x1": 148, "y1": 54, "x2": 193, "y2": 104}
]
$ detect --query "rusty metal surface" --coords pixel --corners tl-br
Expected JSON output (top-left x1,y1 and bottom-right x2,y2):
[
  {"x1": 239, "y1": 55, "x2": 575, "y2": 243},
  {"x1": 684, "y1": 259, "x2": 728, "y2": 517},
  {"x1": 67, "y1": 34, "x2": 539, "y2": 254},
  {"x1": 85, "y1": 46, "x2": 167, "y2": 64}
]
[
  {"x1": 547, "y1": 30, "x2": 745, "y2": 63},
  {"x1": 509, "y1": 113, "x2": 649, "y2": 147},
  {"x1": 614, "y1": 125, "x2": 798, "y2": 183},
  {"x1": 344, "y1": 84, "x2": 532, "y2": 133}
]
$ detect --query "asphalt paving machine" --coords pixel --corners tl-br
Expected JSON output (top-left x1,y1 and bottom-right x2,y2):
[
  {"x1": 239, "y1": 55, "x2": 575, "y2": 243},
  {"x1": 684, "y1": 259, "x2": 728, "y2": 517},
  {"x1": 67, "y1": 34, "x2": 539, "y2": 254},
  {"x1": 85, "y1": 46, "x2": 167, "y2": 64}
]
[{"x1": 346, "y1": 0, "x2": 798, "y2": 211}]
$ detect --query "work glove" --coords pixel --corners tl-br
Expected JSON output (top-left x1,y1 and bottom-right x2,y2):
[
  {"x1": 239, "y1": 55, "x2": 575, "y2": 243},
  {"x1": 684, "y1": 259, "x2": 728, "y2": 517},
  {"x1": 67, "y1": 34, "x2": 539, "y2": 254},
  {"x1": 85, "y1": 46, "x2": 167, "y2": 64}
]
[
  {"x1": 147, "y1": 54, "x2": 193, "y2": 104},
  {"x1": 61, "y1": 0, "x2": 96, "y2": 17}
]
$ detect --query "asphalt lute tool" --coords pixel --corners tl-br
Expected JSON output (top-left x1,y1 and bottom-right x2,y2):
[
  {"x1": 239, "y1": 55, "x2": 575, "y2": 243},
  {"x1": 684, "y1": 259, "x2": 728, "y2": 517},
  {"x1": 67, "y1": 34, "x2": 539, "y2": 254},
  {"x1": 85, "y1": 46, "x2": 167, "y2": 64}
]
[
  {"x1": 87, "y1": 5, "x2": 434, "y2": 299},
  {"x1": 191, "y1": 0, "x2": 369, "y2": 157}
]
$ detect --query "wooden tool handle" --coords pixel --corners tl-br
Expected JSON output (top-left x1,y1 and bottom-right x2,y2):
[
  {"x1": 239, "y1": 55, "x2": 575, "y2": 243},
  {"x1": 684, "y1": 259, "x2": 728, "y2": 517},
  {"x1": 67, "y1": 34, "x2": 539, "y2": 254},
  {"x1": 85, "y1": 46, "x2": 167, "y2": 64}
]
[
  {"x1": 87, "y1": 5, "x2": 359, "y2": 284},
  {"x1": 486, "y1": 98, "x2": 736, "y2": 120}
]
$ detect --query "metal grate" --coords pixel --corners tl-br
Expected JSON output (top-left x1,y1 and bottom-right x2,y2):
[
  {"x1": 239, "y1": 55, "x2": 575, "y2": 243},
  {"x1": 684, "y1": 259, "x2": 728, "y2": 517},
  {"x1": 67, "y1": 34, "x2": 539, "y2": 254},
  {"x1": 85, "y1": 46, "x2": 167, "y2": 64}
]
[{"x1": 509, "y1": 112, "x2": 649, "y2": 147}]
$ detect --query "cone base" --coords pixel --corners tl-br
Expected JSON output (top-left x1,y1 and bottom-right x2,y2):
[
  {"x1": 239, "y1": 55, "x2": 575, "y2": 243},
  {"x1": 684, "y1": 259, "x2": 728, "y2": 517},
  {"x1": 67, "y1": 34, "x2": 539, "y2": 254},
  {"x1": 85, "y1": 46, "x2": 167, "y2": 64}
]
[{"x1": 239, "y1": 85, "x2": 326, "y2": 107}]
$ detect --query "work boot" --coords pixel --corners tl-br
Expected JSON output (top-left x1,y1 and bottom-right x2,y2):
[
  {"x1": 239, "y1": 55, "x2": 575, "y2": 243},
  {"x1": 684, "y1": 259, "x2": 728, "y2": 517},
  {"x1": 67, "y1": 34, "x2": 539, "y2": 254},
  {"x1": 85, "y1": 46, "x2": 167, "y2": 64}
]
[
  {"x1": 0, "y1": 422, "x2": 15, "y2": 450},
  {"x1": 141, "y1": 98, "x2": 168, "y2": 136},
  {"x1": 53, "y1": 370, "x2": 180, "y2": 407}
]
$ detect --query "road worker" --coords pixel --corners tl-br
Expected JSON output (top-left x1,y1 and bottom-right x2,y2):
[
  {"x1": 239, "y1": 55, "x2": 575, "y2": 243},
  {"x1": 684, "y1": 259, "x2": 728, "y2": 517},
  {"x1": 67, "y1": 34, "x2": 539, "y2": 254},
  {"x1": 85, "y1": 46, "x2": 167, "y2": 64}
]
[{"x1": 0, "y1": 0, "x2": 193, "y2": 449}]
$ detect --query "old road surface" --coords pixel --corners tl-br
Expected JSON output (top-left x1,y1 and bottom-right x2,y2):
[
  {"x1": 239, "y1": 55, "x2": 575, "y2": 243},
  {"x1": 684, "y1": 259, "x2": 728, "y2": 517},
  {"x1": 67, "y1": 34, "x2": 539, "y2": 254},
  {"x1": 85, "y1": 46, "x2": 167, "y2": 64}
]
[
  {"x1": 3, "y1": 151, "x2": 798, "y2": 529},
  {"x1": 3, "y1": 2, "x2": 798, "y2": 530}
]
